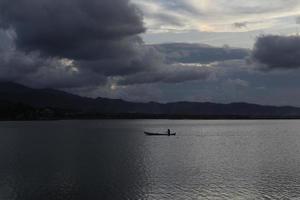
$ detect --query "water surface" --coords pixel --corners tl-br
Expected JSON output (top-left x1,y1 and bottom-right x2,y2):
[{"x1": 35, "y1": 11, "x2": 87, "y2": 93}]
[{"x1": 0, "y1": 120, "x2": 300, "y2": 199}]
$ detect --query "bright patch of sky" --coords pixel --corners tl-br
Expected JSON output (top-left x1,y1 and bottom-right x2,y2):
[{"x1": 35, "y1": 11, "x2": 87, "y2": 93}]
[{"x1": 133, "y1": 0, "x2": 300, "y2": 48}]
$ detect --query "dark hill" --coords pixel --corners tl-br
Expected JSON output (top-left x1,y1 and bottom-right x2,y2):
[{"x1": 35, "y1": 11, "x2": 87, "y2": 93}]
[{"x1": 0, "y1": 82, "x2": 300, "y2": 120}]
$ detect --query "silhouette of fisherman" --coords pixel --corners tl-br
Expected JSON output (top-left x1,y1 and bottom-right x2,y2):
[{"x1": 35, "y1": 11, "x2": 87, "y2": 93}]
[{"x1": 167, "y1": 129, "x2": 171, "y2": 136}]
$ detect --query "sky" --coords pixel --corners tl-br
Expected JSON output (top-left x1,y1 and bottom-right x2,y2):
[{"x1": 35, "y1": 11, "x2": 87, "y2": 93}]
[
  {"x1": 1, "y1": 0, "x2": 300, "y2": 106},
  {"x1": 137, "y1": 0, "x2": 300, "y2": 47}
]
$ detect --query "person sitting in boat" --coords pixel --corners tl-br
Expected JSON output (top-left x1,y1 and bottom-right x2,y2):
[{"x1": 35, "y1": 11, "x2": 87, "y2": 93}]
[{"x1": 167, "y1": 129, "x2": 170, "y2": 136}]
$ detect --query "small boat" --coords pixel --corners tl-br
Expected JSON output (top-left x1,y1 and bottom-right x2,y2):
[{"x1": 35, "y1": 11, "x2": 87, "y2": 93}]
[{"x1": 144, "y1": 131, "x2": 176, "y2": 136}]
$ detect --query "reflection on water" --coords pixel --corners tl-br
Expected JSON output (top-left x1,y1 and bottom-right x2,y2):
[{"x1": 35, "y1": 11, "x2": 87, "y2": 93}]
[{"x1": 0, "y1": 120, "x2": 300, "y2": 199}]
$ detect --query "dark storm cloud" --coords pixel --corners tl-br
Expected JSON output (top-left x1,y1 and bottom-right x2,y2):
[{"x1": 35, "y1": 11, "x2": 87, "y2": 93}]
[
  {"x1": 0, "y1": 0, "x2": 217, "y2": 89},
  {"x1": 252, "y1": 35, "x2": 300, "y2": 69},
  {"x1": 0, "y1": 0, "x2": 154, "y2": 88},
  {"x1": 0, "y1": 28, "x2": 107, "y2": 88},
  {"x1": 77, "y1": 45, "x2": 163, "y2": 76},
  {"x1": 0, "y1": 0, "x2": 145, "y2": 59},
  {"x1": 0, "y1": 49, "x2": 107, "y2": 88}
]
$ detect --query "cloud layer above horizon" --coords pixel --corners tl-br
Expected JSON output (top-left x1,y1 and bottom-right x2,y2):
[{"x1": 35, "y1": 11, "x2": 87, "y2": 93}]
[{"x1": 1, "y1": 0, "x2": 300, "y2": 106}]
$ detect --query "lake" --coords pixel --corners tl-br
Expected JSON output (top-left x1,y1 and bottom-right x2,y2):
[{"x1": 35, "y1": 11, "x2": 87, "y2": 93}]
[{"x1": 0, "y1": 120, "x2": 300, "y2": 200}]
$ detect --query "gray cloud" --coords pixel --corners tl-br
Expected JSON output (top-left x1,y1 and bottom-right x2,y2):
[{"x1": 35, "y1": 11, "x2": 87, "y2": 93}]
[
  {"x1": 233, "y1": 22, "x2": 248, "y2": 28},
  {"x1": 151, "y1": 13, "x2": 184, "y2": 27},
  {"x1": 233, "y1": 20, "x2": 265, "y2": 29},
  {"x1": 152, "y1": 43, "x2": 250, "y2": 64},
  {"x1": 223, "y1": 0, "x2": 299, "y2": 14},
  {"x1": 296, "y1": 16, "x2": 300, "y2": 24},
  {"x1": 227, "y1": 78, "x2": 249, "y2": 87},
  {"x1": 115, "y1": 43, "x2": 252, "y2": 86},
  {"x1": 252, "y1": 35, "x2": 300, "y2": 69},
  {"x1": 157, "y1": 0, "x2": 201, "y2": 15},
  {"x1": 117, "y1": 63, "x2": 213, "y2": 85}
]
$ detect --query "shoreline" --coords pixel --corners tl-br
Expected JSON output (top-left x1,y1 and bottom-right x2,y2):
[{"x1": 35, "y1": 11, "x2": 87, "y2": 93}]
[{"x1": 1, "y1": 114, "x2": 300, "y2": 121}]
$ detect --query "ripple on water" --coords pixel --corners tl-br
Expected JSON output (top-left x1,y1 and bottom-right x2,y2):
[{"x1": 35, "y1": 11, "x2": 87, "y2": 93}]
[{"x1": 0, "y1": 120, "x2": 300, "y2": 199}]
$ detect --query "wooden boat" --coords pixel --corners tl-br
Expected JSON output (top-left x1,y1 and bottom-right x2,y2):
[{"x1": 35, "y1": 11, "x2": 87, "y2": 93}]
[{"x1": 144, "y1": 131, "x2": 176, "y2": 136}]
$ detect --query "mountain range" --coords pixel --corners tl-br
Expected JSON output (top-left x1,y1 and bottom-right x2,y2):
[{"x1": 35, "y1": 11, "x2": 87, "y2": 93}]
[{"x1": 0, "y1": 82, "x2": 300, "y2": 120}]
